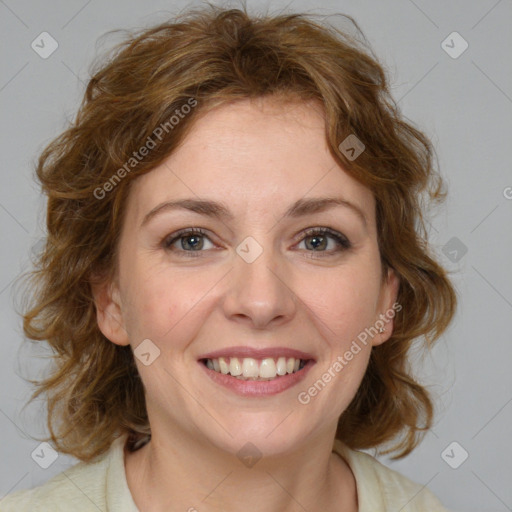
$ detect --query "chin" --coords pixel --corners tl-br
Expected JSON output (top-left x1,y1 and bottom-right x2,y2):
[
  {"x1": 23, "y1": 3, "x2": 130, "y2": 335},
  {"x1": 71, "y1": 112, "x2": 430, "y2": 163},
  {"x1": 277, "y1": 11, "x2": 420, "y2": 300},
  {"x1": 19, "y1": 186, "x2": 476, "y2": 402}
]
[{"x1": 199, "y1": 416, "x2": 312, "y2": 459}]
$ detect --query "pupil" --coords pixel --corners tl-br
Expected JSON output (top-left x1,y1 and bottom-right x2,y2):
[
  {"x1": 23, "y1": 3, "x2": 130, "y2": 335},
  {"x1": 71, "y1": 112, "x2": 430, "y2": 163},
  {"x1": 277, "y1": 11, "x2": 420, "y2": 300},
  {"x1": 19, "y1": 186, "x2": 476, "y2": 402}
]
[
  {"x1": 182, "y1": 234, "x2": 328, "y2": 251},
  {"x1": 308, "y1": 235, "x2": 325, "y2": 250},
  {"x1": 184, "y1": 235, "x2": 202, "y2": 250}
]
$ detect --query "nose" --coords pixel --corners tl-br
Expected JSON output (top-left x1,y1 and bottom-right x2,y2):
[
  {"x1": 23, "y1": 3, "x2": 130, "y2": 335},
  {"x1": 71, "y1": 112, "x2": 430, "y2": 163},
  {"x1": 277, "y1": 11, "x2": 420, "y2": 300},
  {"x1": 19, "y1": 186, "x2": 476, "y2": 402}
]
[{"x1": 222, "y1": 243, "x2": 297, "y2": 330}]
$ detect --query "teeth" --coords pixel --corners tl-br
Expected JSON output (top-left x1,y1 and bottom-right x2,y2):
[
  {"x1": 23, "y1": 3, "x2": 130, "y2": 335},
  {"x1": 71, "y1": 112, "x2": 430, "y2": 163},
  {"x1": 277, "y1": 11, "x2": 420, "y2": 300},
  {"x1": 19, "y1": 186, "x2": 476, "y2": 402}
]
[
  {"x1": 259, "y1": 358, "x2": 276, "y2": 378},
  {"x1": 219, "y1": 357, "x2": 229, "y2": 374},
  {"x1": 242, "y1": 358, "x2": 259, "y2": 378},
  {"x1": 204, "y1": 356, "x2": 307, "y2": 380},
  {"x1": 229, "y1": 357, "x2": 242, "y2": 376},
  {"x1": 276, "y1": 357, "x2": 287, "y2": 376}
]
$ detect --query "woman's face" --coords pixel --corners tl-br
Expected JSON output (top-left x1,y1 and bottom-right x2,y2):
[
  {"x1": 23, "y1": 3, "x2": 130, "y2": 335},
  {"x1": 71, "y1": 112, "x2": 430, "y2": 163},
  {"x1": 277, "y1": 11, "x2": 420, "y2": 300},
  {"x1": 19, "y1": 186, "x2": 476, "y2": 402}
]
[{"x1": 96, "y1": 97, "x2": 399, "y2": 456}]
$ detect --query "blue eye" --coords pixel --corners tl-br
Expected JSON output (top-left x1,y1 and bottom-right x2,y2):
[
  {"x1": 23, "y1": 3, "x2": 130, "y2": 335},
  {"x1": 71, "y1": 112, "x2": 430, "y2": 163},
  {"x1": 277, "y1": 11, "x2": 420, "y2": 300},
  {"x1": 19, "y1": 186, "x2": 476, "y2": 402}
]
[
  {"x1": 297, "y1": 227, "x2": 351, "y2": 256},
  {"x1": 163, "y1": 228, "x2": 213, "y2": 257},
  {"x1": 162, "y1": 227, "x2": 351, "y2": 258}
]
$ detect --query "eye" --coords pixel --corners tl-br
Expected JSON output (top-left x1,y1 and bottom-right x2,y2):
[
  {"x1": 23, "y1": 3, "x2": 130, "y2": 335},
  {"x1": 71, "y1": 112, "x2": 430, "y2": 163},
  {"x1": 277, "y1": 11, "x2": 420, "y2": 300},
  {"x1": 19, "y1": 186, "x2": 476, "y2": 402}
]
[
  {"x1": 162, "y1": 228, "x2": 214, "y2": 258},
  {"x1": 162, "y1": 226, "x2": 351, "y2": 259},
  {"x1": 295, "y1": 227, "x2": 351, "y2": 257}
]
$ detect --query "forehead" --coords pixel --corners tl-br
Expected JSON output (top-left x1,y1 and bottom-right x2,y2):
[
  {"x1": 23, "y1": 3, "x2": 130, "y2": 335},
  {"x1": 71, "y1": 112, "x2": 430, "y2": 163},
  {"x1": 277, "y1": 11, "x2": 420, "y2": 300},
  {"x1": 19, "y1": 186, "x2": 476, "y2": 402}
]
[{"x1": 126, "y1": 97, "x2": 375, "y2": 225}]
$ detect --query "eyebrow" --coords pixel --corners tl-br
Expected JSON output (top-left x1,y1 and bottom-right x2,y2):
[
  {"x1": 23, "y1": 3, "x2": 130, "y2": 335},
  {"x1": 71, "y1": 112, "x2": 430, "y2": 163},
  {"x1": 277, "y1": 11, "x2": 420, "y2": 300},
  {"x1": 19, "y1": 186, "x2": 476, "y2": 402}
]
[{"x1": 141, "y1": 196, "x2": 367, "y2": 228}]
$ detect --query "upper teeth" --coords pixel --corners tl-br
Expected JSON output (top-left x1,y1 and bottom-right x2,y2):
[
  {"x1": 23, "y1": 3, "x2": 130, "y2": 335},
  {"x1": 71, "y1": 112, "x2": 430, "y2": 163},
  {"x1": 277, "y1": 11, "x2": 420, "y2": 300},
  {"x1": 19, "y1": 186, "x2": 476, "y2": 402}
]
[{"x1": 205, "y1": 357, "x2": 304, "y2": 380}]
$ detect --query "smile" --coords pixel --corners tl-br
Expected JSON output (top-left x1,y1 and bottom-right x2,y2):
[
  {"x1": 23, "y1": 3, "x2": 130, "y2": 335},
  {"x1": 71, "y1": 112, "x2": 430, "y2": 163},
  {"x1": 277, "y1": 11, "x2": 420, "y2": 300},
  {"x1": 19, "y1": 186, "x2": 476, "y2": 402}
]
[
  {"x1": 197, "y1": 347, "x2": 316, "y2": 397},
  {"x1": 201, "y1": 356, "x2": 307, "y2": 380}
]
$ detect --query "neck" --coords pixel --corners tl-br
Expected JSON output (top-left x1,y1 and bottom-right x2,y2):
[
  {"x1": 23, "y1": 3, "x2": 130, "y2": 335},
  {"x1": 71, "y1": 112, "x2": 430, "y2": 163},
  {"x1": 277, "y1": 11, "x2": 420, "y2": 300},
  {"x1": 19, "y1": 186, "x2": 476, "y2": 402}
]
[{"x1": 124, "y1": 427, "x2": 358, "y2": 512}]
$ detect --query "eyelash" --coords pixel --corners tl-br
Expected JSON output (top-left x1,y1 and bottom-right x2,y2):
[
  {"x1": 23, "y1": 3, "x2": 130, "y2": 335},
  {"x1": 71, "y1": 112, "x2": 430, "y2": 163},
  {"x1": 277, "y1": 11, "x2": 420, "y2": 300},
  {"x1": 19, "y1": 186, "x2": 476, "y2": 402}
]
[{"x1": 162, "y1": 227, "x2": 351, "y2": 259}]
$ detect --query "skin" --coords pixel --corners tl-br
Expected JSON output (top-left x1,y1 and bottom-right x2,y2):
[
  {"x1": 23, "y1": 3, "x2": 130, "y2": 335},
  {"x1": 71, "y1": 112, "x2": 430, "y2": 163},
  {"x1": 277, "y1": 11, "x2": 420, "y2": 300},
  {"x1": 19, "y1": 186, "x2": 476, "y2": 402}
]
[{"x1": 93, "y1": 96, "x2": 399, "y2": 512}]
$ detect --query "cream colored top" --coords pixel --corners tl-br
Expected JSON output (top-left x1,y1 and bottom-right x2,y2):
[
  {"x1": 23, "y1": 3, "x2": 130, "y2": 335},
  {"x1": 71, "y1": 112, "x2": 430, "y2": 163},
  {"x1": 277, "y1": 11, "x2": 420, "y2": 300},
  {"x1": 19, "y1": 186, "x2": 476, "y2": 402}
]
[{"x1": 1, "y1": 434, "x2": 451, "y2": 511}]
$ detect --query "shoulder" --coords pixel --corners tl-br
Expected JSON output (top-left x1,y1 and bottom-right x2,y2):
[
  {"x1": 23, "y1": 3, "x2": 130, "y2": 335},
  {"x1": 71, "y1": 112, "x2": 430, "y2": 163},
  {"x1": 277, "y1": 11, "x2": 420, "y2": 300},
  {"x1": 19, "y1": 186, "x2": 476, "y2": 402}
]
[
  {"x1": 0, "y1": 458, "x2": 107, "y2": 512},
  {"x1": 0, "y1": 436, "x2": 130, "y2": 512},
  {"x1": 333, "y1": 440, "x2": 452, "y2": 512}
]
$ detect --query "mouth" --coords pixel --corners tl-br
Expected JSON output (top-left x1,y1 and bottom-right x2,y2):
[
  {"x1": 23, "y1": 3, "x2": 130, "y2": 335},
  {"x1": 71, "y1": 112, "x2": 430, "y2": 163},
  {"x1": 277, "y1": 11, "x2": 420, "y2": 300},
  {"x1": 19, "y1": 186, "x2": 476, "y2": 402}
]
[
  {"x1": 197, "y1": 347, "x2": 316, "y2": 397},
  {"x1": 200, "y1": 356, "x2": 309, "y2": 381}
]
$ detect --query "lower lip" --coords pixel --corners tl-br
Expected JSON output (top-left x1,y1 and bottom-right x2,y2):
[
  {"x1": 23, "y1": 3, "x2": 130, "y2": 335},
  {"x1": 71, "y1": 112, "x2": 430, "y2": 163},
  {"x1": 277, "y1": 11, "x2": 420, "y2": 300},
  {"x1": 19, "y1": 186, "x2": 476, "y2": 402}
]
[{"x1": 198, "y1": 359, "x2": 316, "y2": 397}]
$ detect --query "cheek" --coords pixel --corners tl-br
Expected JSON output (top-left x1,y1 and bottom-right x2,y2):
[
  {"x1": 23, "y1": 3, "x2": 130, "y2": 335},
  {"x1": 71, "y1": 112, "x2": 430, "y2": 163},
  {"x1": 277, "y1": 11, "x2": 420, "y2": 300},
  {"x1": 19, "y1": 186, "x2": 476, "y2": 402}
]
[
  {"x1": 297, "y1": 263, "x2": 382, "y2": 346},
  {"x1": 296, "y1": 269, "x2": 380, "y2": 414},
  {"x1": 120, "y1": 258, "x2": 217, "y2": 343},
  {"x1": 119, "y1": 243, "x2": 383, "y2": 354}
]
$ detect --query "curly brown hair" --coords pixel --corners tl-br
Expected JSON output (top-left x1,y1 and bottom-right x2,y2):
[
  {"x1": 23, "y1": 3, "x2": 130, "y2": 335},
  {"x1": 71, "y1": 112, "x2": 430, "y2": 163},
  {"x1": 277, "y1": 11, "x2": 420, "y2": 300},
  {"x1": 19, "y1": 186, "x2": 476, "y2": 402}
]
[{"x1": 18, "y1": 3, "x2": 457, "y2": 463}]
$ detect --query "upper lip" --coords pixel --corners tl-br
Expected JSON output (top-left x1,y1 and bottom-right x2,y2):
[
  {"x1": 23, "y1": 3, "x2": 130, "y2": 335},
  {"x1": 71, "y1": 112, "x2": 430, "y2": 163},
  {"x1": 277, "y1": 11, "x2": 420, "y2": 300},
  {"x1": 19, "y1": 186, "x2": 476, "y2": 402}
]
[{"x1": 198, "y1": 346, "x2": 315, "y2": 361}]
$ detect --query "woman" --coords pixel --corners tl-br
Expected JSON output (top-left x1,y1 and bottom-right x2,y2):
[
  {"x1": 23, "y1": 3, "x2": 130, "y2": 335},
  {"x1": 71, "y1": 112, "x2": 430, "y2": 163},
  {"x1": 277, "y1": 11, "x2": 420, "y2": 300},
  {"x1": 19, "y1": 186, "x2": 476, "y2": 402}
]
[{"x1": 2, "y1": 4, "x2": 457, "y2": 511}]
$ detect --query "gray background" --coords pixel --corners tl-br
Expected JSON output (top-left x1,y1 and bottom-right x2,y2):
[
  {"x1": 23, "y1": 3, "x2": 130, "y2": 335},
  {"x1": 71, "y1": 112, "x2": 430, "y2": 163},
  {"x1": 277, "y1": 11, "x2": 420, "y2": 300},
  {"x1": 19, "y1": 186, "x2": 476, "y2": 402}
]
[{"x1": 1, "y1": 1, "x2": 511, "y2": 511}]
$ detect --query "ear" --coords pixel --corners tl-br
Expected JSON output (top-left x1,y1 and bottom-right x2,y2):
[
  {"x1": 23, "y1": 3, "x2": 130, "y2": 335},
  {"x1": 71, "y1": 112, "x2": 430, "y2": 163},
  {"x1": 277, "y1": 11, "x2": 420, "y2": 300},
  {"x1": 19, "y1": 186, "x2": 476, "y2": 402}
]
[
  {"x1": 90, "y1": 276, "x2": 130, "y2": 346},
  {"x1": 372, "y1": 266, "x2": 400, "y2": 347}
]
